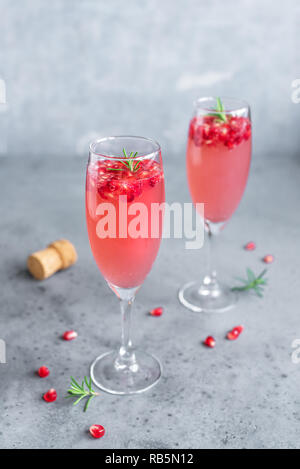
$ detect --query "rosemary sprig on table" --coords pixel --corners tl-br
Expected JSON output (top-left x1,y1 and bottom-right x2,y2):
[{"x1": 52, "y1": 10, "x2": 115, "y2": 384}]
[
  {"x1": 232, "y1": 268, "x2": 268, "y2": 298},
  {"x1": 108, "y1": 148, "x2": 141, "y2": 173},
  {"x1": 208, "y1": 97, "x2": 227, "y2": 122},
  {"x1": 66, "y1": 376, "x2": 99, "y2": 412}
]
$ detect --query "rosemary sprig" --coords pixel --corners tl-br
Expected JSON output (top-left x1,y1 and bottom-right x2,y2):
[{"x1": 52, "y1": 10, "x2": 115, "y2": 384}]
[
  {"x1": 66, "y1": 376, "x2": 99, "y2": 412},
  {"x1": 232, "y1": 268, "x2": 268, "y2": 297},
  {"x1": 208, "y1": 97, "x2": 227, "y2": 122},
  {"x1": 122, "y1": 148, "x2": 139, "y2": 172},
  {"x1": 107, "y1": 148, "x2": 141, "y2": 173}
]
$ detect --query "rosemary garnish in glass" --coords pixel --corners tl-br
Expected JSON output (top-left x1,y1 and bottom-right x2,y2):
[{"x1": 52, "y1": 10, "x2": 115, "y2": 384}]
[
  {"x1": 108, "y1": 148, "x2": 141, "y2": 173},
  {"x1": 208, "y1": 97, "x2": 227, "y2": 122}
]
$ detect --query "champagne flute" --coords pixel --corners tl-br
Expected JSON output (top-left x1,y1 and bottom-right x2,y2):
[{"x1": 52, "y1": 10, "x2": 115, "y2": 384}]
[
  {"x1": 86, "y1": 136, "x2": 165, "y2": 394},
  {"x1": 179, "y1": 97, "x2": 252, "y2": 313}
]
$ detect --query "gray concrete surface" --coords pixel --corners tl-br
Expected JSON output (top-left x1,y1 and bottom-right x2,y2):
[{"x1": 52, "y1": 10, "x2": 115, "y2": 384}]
[
  {"x1": 0, "y1": 150, "x2": 300, "y2": 449},
  {"x1": 0, "y1": 0, "x2": 300, "y2": 450}
]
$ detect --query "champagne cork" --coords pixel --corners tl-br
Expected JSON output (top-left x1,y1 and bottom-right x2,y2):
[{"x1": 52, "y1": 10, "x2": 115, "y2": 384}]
[{"x1": 27, "y1": 239, "x2": 78, "y2": 280}]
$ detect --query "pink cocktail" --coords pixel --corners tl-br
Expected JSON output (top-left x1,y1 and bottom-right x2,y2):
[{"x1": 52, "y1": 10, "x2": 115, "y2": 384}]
[
  {"x1": 86, "y1": 136, "x2": 165, "y2": 395},
  {"x1": 187, "y1": 114, "x2": 251, "y2": 223},
  {"x1": 180, "y1": 98, "x2": 252, "y2": 313},
  {"x1": 86, "y1": 157, "x2": 164, "y2": 288}
]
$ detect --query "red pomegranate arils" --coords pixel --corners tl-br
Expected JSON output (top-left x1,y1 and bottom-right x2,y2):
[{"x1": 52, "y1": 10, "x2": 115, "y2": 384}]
[
  {"x1": 190, "y1": 115, "x2": 251, "y2": 149},
  {"x1": 227, "y1": 326, "x2": 244, "y2": 341},
  {"x1": 204, "y1": 336, "x2": 216, "y2": 348},
  {"x1": 38, "y1": 366, "x2": 50, "y2": 378},
  {"x1": 234, "y1": 325, "x2": 244, "y2": 334},
  {"x1": 150, "y1": 307, "x2": 163, "y2": 317},
  {"x1": 90, "y1": 425, "x2": 105, "y2": 439},
  {"x1": 263, "y1": 255, "x2": 274, "y2": 264},
  {"x1": 63, "y1": 330, "x2": 78, "y2": 341},
  {"x1": 43, "y1": 388, "x2": 57, "y2": 403},
  {"x1": 245, "y1": 242, "x2": 256, "y2": 251}
]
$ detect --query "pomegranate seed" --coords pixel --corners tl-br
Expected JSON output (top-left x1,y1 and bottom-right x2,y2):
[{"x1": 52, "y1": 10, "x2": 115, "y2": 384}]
[
  {"x1": 263, "y1": 255, "x2": 274, "y2": 264},
  {"x1": 107, "y1": 180, "x2": 119, "y2": 192},
  {"x1": 225, "y1": 140, "x2": 234, "y2": 150},
  {"x1": 43, "y1": 389, "x2": 57, "y2": 403},
  {"x1": 204, "y1": 336, "x2": 216, "y2": 348},
  {"x1": 149, "y1": 171, "x2": 161, "y2": 187},
  {"x1": 234, "y1": 325, "x2": 244, "y2": 334},
  {"x1": 150, "y1": 307, "x2": 163, "y2": 317},
  {"x1": 245, "y1": 241, "x2": 256, "y2": 251},
  {"x1": 63, "y1": 330, "x2": 78, "y2": 341},
  {"x1": 126, "y1": 191, "x2": 135, "y2": 203},
  {"x1": 38, "y1": 366, "x2": 50, "y2": 378},
  {"x1": 227, "y1": 325, "x2": 244, "y2": 341},
  {"x1": 90, "y1": 425, "x2": 105, "y2": 439}
]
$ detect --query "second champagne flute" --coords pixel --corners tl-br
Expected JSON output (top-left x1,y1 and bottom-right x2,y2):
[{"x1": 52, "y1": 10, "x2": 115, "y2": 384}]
[{"x1": 179, "y1": 97, "x2": 252, "y2": 313}]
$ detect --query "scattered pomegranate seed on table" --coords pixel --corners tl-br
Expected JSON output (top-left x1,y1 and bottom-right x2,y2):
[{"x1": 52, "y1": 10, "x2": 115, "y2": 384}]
[
  {"x1": 62, "y1": 330, "x2": 78, "y2": 341},
  {"x1": 43, "y1": 389, "x2": 57, "y2": 403},
  {"x1": 263, "y1": 255, "x2": 274, "y2": 264},
  {"x1": 204, "y1": 336, "x2": 216, "y2": 348},
  {"x1": 245, "y1": 241, "x2": 256, "y2": 251},
  {"x1": 227, "y1": 326, "x2": 244, "y2": 341},
  {"x1": 89, "y1": 425, "x2": 105, "y2": 439},
  {"x1": 149, "y1": 307, "x2": 163, "y2": 317},
  {"x1": 38, "y1": 366, "x2": 50, "y2": 378}
]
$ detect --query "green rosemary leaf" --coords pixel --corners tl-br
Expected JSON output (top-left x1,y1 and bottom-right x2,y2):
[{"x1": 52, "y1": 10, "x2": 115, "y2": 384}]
[
  {"x1": 247, "y1": 268, "x2": 255, "y2": 282},
  {"x1": 208, "y1": 97, "x2": 227, "y2": 122},
  {"x1": 73, "y1": 395, "x2": 86, "y2": 406},
  {"x1": 85, "y1": 376, "x2": 92, "y2": 393},
  {"x1": 107, "y1": 167, "x2": 125, "y2": 171},
  {"x1": 68, "y1": 389, "x2": 83, "y2": 396},
  {"x1": 70, "y1": 377, "x2": 82, "y2": 391},
  {"x1": 257, "y1": 269, "x2": 267, "y2": 280},
  {"x1": 84, "y1": 395, "x2": 95, "y2": 412}
]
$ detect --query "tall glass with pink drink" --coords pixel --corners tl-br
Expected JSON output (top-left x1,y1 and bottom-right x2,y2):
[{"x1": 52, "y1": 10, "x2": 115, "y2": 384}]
[
  {"x1": 86, "y1": 136, "x2": 165, "y2": 394},
  {"x1": 179, "y1": 97, "x2": 252, "y2": 313}
]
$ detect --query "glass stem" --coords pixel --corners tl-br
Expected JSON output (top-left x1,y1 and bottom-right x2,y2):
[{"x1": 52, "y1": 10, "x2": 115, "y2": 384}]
[
  {"x1": 115, "y1": 289, "x2": 138, "y2": 371},
  {"x1": 207, "y1": 228, "x2": 217, "y2": 284},
  {"x1": 202, "y1": 222, "x2": 219, "y2": 289}
]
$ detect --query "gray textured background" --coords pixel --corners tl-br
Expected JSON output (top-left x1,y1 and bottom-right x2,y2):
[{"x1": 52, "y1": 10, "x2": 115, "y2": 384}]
[
  {"x1": 0, "y1": 0, "x2": 300, "y2": 450},
  {"x1": 0, "y1": 0, "x2": 299, "y2": 160}
]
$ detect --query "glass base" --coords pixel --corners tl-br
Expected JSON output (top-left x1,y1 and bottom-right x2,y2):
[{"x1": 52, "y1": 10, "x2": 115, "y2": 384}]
[
  {"x1": 178, "y1": 278, "x2": 238, "y2": 314},
  {"x1": 90, "y1": 349, "x2": 162, "y2": 395}
]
